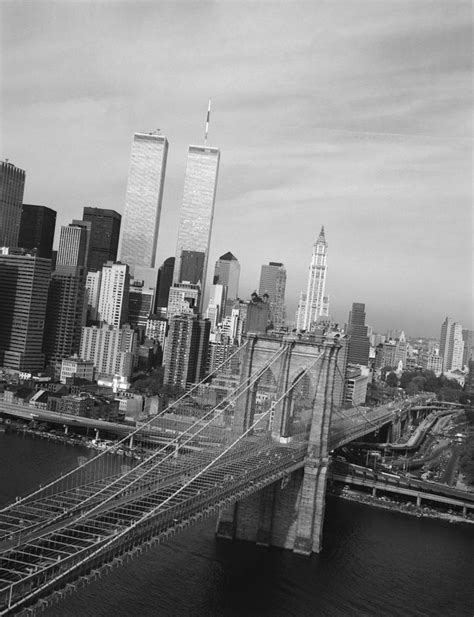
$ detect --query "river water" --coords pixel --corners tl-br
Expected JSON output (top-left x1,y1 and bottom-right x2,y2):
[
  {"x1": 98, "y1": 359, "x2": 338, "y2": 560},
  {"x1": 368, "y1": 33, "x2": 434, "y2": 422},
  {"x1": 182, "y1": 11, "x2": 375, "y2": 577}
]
[{"x1": 1, "y1": 431, "x2": 473, "y2": 617}]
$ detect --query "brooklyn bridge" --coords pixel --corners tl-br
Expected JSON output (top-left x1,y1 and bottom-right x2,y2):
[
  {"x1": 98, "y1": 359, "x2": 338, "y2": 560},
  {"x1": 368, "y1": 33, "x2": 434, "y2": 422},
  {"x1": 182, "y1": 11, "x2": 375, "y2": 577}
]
[{"x1": 0, "y1": 332, "x2": 457, "y2": 616}]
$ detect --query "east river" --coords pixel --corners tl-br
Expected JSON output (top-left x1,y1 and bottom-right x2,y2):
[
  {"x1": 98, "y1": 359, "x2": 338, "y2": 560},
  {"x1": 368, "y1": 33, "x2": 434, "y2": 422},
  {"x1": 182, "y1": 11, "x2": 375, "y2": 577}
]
[{"x1": 1, "y1": 431, "x2": 473, "y2": 617}]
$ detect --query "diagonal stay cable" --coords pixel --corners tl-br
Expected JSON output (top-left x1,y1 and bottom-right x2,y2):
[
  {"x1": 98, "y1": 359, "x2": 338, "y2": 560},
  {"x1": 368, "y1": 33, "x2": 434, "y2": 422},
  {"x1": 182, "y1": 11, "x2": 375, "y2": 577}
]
[
  {"x1": 0, "y1": 341, "x2": 249, "y2": 514},
  {"x1": 2, "y1": 350, "x2": 326, "y2": 616},
  {"x1": 0, "y1": 345, "x2": 289, "y2": 547}
]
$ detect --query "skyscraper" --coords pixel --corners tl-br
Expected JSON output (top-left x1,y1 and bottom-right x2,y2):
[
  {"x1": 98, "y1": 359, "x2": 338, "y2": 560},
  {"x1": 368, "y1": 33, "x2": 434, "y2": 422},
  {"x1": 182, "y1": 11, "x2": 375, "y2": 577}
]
[
  {"x1": 44, "y1": 223, "x2": 89, "y2": 374},
  {"x1": 345, "y1": 302, "x2": 370, "y2": 366},
  {"x1": 258, "y1": 262, "x2": 286, "y2": 329},
  {"x1": 0, "y1": 247, "x2": 51, "y2": 371},
  {"x1": 0, "y1": 160, "x2": 25, "y2": 248},
  {"x1": 118, "y1": 132, "x2": 168, "y2": 273},
  {"x1": 56, "y1": 223, "x2": 89, "y2": 269},
  {"x1": 155, "y1": 257, "x2": 175, "y2": 310},
  {"x1": 82, "y1": 207, "x2": 121, "y2": 272},
  {"x1": 164, "y1": 315, "x2": 210, "y2": 388},
  {"x1": 206, "y1": 283, "x2": 227, "y2": 329},
  {"x1": 213, "y1": 252, "x2": 240, "y2": 300},
  {"x1": 18, "y1": 204, "x2": 56, "y2": 258},
  {"x1": 173, "y1": 143, "x2": 220, "y2": 305},
  {"x1": 296, "y1": 226, "x2": 328, "y2": 331},
  {"x1": 43, "y1": 266, "x2": 87, "y2": 374},
  {"x1": 440, "y1": 317, "x2": 464, "y2": 372},
  {"x1": 97, "y1": 262, "x2": 130, "y2": 327}
]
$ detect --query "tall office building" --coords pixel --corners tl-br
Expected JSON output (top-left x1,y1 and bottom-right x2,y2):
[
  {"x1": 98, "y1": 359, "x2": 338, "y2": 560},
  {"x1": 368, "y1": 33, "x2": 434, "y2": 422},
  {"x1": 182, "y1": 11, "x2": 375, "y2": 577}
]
[
  {"x1": 440, "y1": 317, "x2": 464, "y2": 372},
  {"x1": 18, "y1": 204, "x2": 56, "y2": 258},
  {"x1": 128, "y1": 281, "x2": 155, "y2": 328},
  {"x1": 82, "y1": 207, "x2": 121, "y2": 272},
  {"x1": 346, "y1": 302, "x2": 370, "y2": 366},
  {"x1": 167, "y1": 282, "x2": 201, "y2": 319},
  {"x1": 43, "y1": 265, "x2": 87, "y2": 374},
  {"x1": 118, "y1": 132, "x2": 169, "y2": 273},
  {"x1": 462, "y1": 330, "x2": 474, "y2": 367},
  {"x1": 156, "y1": 257, "x2": 175, "y2": 310},
  {"x1": 85, "y1": 270, "x2": 102, "y2": 323},
  {"x1": 206, "y1": 284, "x2": 227, "y2": 330},
  {"x1": 0, "y1": 160, "x2": 25, "y2": 248},
  {"x1": 258, "y1": 262, "x2": 286, "y2": 329},
  {"x1": 44, "y1": 223, "x2": 89, "y2": 374},
  {"x1": 296, "y1": 226, "x2": 328, "y2": 331},
  {"x1": 213, "y1": 252, "x2": 240, "y2": 300},
  {"x1": 173, "y1": 143, "x2": 220, "y2": 306},
  {"x1": 56, "y1": 223, "x2": 89, "y2": 269},
  {"x1": 0, "y1": 248, "x2": 51, "y2": 371},
  {"x1": 164, "y1": 315, "x2": 210, "y2": 388},
  {"x1": 97, "y1": 262, "x2": 130, "y2": 327},
  {"x1": 80, "y1": 323, "x2": 136, "y2": 384}
]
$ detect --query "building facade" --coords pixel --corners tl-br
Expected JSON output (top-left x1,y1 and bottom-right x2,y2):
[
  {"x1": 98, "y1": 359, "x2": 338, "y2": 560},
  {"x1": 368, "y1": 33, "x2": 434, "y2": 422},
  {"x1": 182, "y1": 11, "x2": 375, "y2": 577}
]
[
  {"x1": 82, "y1": 207, "x2": 121, "y2": 272},
  {"x1": 213, "y1": 252, "x2": 240, "y2": 300},
  {"x1": 97, "y1": 261, "x2": 130, "y2": 327},
  {"x1": 258, "y1": 262, "x2": 286, "y2": 330},
  {"x1": 167, "y1": 282, "x2": 201, "y2": 319},
  {"x1": 0, "y1": 160, "x2": 25, "y2": 248},
  {"x1": 163, "y1": 315, "x2": 210, "y2": 388},
  {"x1": 43, "y1": 266, "x2": 87, "y2": 374},
  {"x1": 80, "y1": 323, "x2": 137, "y2": 383},
  {"x1": 345, "y1": 302, "x2": 370, "y2": 366},
  {"x1": 18, "y1": 204, "x2": 56, "y2": 258},
  {"x1": 156, "y1": 257, "x2": 175, "y2": 311},
  {"x1": 60, "y1": 356, "x2": 95, "y2": 384},
  {"x1": 440, "y1": 317, "x2": 464, "y2": 372},
  {"x1": 173, "y1": 144, "x2": 220, "y2": 307},
  {"x1": 0, "y1": 248, "x2": 51, "y2": 372},
  {"x1": 118, "y1": 133, "x2": 168, "y2": 273},
  {"x1": 296, "y1": 226, "x2": 328, "y2": 331},
  {"x1": 56, "y1": 223, "x2": 89, "y2": 269}
]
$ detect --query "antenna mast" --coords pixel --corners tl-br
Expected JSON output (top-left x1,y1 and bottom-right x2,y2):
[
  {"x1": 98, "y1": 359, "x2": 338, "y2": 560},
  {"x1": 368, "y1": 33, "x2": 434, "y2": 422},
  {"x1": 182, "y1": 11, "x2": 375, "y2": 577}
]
[{"x1": 204, "y1": 98, "x2": 211, "y2": 146}]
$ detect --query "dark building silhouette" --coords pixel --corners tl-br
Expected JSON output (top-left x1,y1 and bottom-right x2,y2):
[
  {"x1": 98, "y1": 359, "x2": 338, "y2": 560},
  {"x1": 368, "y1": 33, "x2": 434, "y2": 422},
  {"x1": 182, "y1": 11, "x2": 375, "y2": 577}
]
[
  {"x1": 346, "y1": 302, "x2": 370, "y2": 366},
  {"x1": 43, "y1": 266, "x2": 86, "y2": 376},
  {"x1": 82, "y1": 207, "x2": 121, "y2": 272},
  {"x1": 18, "y1": 204, "x2": 56, "y2": 258},
  {"x1": 245, "y1": 292, "x2": 270, "y2": 335},
  {"x1": 0, "y1": 248, "x2": 51, "y2": 371},
  {"x1": 156, "y1": 256, "x2": 175, "y2": 309},
  {"x1": 179, "y1": 250, "x2": 205, "y2": 285},
  {"x1": 0, "y1": 160, "x2": 25, "y2": 248},
  {"x1": 163, "y1": 315, "x2": 210, "y2": 388}
]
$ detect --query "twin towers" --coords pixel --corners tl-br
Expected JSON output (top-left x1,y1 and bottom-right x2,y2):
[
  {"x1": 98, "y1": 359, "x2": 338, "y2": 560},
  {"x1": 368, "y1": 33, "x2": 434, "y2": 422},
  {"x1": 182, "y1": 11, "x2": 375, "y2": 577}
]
[{"x1": 118, "y1": 114, "x2": 220, "y2": 309}]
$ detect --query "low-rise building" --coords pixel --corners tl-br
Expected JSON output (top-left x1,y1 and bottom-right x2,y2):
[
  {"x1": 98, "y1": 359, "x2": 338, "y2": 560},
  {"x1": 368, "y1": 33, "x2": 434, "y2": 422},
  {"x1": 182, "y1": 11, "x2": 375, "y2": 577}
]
[{"x1": 60, "y1": 356, "x2": 94, "y2": 384}]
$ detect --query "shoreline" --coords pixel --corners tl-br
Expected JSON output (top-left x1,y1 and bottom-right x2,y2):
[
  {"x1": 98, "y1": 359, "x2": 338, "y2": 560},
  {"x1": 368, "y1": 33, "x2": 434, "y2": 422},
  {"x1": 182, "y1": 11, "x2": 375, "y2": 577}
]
[{"x1": 328, "y1": 486, "x2": 474, "y2": 526}]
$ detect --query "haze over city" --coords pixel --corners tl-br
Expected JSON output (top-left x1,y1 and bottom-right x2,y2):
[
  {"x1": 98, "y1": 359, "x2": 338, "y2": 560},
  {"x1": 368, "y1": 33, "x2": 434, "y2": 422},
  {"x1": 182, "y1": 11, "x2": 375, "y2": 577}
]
[{"x1": 1, "y1": 1, "x2": 471, "y2": 337}]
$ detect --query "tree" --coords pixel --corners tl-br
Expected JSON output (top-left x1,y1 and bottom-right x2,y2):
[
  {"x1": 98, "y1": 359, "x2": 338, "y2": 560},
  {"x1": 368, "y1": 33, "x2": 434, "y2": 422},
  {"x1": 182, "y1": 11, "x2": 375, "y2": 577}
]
[{"x1": 386, "y1": 372, "x2": 399, "y2": 388}]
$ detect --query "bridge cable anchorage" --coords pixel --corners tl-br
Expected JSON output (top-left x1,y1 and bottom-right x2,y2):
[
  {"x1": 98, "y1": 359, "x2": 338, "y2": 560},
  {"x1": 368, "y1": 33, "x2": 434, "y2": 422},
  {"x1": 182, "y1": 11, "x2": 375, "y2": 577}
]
[
  {"x1": 0, "y1": 351, "x2": 326, "y2": 615},
  {"x1": 0, "y1": 342, "x2": 250, "y2": 521},
  {"x1": 0, "y1": 345, "x2": 290, "y2": 551}
]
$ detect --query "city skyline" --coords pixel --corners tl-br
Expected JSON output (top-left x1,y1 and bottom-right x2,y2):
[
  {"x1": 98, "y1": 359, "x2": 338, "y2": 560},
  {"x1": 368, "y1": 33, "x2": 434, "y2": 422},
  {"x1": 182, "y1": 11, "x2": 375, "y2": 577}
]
[{"x1": 1, "y1": 2, "x2": 471, "y2": 337}]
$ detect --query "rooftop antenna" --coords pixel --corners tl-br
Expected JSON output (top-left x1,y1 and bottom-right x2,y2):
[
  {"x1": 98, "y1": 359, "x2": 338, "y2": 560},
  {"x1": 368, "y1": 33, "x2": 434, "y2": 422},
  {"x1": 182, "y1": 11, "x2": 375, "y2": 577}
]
[{"x1": 204, "y1": 99, "x2": 211, "y2": 146}]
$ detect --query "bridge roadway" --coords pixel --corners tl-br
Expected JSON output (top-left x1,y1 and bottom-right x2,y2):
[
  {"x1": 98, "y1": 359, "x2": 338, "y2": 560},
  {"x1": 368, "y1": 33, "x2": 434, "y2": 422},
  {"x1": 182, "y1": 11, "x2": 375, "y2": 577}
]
[
  {"x1": 0, "y1": 395, "x2": 435, "y2": 615},
  {"x1": 330, "y1": 462, "x2": 474, "y2": 513},
  {"x1": 0, "y1": 397, "x2": 419, "y2": 549}
]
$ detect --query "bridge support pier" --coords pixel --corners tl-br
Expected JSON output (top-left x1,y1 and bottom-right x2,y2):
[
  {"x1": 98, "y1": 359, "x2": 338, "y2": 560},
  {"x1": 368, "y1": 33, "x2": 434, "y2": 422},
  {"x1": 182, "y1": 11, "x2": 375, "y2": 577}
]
[{"x1": 217, "y1": 335, "x2": 346, "y2": 555}]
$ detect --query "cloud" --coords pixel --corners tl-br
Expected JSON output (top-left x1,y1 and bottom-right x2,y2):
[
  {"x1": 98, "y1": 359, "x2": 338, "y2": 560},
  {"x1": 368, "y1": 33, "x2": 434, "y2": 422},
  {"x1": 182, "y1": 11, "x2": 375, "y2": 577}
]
[{"x1": 1, "y1": 0, "x2": 471, "y2": 336}]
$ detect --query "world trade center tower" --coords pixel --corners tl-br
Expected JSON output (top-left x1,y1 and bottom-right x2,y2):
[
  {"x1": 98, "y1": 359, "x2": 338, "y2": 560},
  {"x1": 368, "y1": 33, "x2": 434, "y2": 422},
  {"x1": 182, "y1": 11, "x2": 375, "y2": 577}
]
[
  {"x1": 118, "y1": 132, "x2": 168, "y2": 275},
  {"x1": 173, "y1": 144, "x2": 220, "y2": 306}
]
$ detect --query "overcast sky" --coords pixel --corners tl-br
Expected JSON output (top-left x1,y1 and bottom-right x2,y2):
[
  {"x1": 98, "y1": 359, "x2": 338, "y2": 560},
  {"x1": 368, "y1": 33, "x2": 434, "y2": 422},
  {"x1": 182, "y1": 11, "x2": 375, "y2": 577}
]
[{"x1": 1, "y1": 1, "x2": 472, "y2": 337}]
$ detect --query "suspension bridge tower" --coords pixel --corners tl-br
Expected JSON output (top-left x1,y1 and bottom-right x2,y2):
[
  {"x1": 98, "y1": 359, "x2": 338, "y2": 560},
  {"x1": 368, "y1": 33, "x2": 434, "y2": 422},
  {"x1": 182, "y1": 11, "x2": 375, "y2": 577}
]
[{"x1": 217, "y1": 331, "x2": 348, "y2": 554}]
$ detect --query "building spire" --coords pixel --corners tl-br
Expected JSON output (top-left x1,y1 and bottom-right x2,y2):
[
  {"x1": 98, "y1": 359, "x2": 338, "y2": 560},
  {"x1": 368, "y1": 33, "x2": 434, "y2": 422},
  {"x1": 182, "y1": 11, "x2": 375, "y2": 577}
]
[{"x1": 204, "y1": 99, "x2": 211, "y2": 146}]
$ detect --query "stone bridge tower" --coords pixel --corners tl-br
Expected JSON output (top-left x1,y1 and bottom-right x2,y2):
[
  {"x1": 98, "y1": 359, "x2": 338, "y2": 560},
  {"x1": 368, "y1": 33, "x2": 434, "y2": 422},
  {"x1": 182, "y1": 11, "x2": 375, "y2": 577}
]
[{"x1": 217, "y1": 332, "x2": 347, "y2": 554}]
